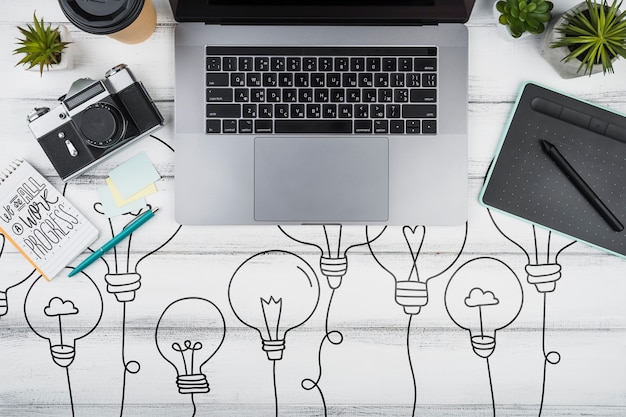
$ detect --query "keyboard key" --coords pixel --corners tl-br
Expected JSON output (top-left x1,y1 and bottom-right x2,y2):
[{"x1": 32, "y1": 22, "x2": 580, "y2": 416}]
[
  {"x1": 275, "y1": 104, "x2": 289, "y2": 118},
  {"x1": 390, "y1": 120, "x2": 404, "y2": 133},
  {"x1": 279, "y1": 73, "x2": 293, "y2": 87},
  {"x1": 406, "y1": 73, "x2": 421, "y2": 87},
  {"x1": 223, "y1": 119, "x2": 237, "y2": 133},
  {"x1": 267, "y1": 89, "x2": 281, "y2": 102},
  {"x1": 271, "y1": 57, "x2": 285, "y2": 71},
  {"x1": 402, "y1": 104, "x2": 437, "y2": 118},
  {"x1": 394, "y1": 89, "x2": 409, "y2": 102},
  {"x1": 231, "y1": 73, "x2": 246, "y2": 86},
  {"x1": 422, "y1": 73, "x2": 437, "y2": 87},
  {"x1": 206, "y1": 119, "x2": 221, "y2": 133},
  {"x1": 346, "y1": 89, "x2": 361, "y2": 102},
  {"x1": 398, "y1": 58, "x2": 413, "y2": 71},
  {"x1": 275, "y1": 120, "x2": 352, "y2": 133},
  {"x1": 251, "y1": 89, "x2": 265, "y2": 102},
  {"x1": 322, "y1": 104, "x2": 337, "y2": 118},
  {"x1": 386, "y1": 104, "x2": 401, "y2": 118},
  {"x1": 314, "y1": 89, "x2": 330, "y2": 102},
  {"x1": 295, "y1": 73, "x2": 309, "y2": 87},
  {"x1": 350, "y1": 57, "x2": 365, "y2": 71},
  {"x1": 338, "y1": 104, "x2": 352, "y2": 118},
  {"x1": 290, "y1": 104, "x2": 305, "y2": 118},
  {"x1": 263, "y1": 73, "x2": 278, "y2": 87},
  {"x1": 255, "y1": 120, "x2": 273, "y2": 133},
  {"x1": 287, "y1": 57, "x2": 301, "y2": 71},
  {"x1": 390, "y1": 73, "x2": 405, "y2": 87},
  {"x1": 359, "y1": 73, "x2": 374, "y2": 87},
  {"x1": 299, "y1": 89, "x2": 313, "y2": 102},
  {"x1": 311, "y1": 73, "x2": 325, "y2": 87},
  {"x1": 415, "y1": 58, "x2": 437, "y2": 71},
  {"x1": 307, "y1": 104, "x2": 321, "y2": 118},
  {"x1": 374, "y1": 120, "x2": 389, "y2": 134},
  {"x1": 246, "y1": 73, "x2": 262, "y2": 86},
  {"x1": 239, "y1": 119, "x2": 253, "y2": 133},
  {"x1": 234, "y1": 88, "x2": 250, "y2": 102},
  {"x1": 206, "y1": 88, "x2": 233, "y2": 102},
  {"x1": 366, "y1": 57, "x2": 381, "y2": 71},
  {"x1": 370, "y1": 104, "x2": 385, "y2": 118},
  {"x1": 206, "y1": 73, "x2": 229, "y2": 86},
  {"x1": 410, "y1": 89, "x2": 437, "y2": 102},
  {"x1": 406, "y1": 120, "x2": 420, "y2": 134},
  {"x1": 206, "y1": 104, "x2": 241, "y2": 118},
  {"x1": 330, "y1": 89, "x2": 345, "y2": 103},
  {"x1": 342, "y1": 73, "x2": 357, "y2": 87},
  {"x1": 374, "y1": 73, "x2": 389, "y2": 87},
  {"x1": 223, "y1": 57, "x2": 237, "y2": 71},
  {"x1": 335, "y1": 57, "x2": 349, "y2": 71},
  {"x1": 206, "y1": 57, "x2": 221, "y2": 71},
  {"x1": 282, "y1": 89, "x2": 297, "y2": 102},
  {"x1": 378, "y1": 89, "x2": 393, "y2": 102},
  {"x1": 259, "y1": 104, "x2": 273, "y2": 118},
  {"x1": 327, "y1": 73, "x2": 341, "y2": 87},
  {"x1": 255, "y1": 57, "x2": 270, "y2": 71},
  {"x1": 355, "y1": 104, "x2": 369, "y2": 118},
  {"x1": 239, "y1": 57, "x2": 253, "y2": 71},
  {"x1": 243, "y1": 104, "x2": 257, "y2": 118},
  {"x1": 303, "y1": 57, "x2": 317, "y2": 71},
  {"x1": 422, "y1": 120, "x2": 437, "y2": 134},
  {"x1": 383, "y1": 58, "x2": 396, "y2": 71},
  {"x1": 354, "y1": 120, "x2": 372, "y2": 134},
  {"x1": 319, "y1": 58, "x2": 333, "y2": 71}
]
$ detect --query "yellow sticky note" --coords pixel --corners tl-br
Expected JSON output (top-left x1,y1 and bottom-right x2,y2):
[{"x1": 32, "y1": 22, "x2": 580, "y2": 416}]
[{"x1": 106, "y1": 177, "x2": 157, "y2": 207}]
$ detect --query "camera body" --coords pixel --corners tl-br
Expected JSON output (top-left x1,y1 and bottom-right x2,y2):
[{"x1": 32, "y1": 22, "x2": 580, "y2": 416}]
[{"x1": 28, "y1": 64, "x2": 164, "y2": 181}]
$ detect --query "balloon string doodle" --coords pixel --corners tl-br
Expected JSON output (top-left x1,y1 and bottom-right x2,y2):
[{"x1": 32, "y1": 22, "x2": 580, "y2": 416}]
[
  {"x1": 119, "y1": 302, "x2": 140, "y2": 417},
  {"x1": 301, "y1": 288, "x2": 344, "y2": 417},
  {"x1": 486, "y1": 357, "x2": 496, "y2": 417},
  {"x1": 538, "y1": 292, "x2": 560, "y2": 417},
  {"x1": 407, "y1": 314, "x2": 418, "y2": 417}
]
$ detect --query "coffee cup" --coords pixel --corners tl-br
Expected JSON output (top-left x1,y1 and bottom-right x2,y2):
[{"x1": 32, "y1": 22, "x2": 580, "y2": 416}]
[{"x1": 58, "y1": 0, "x2": 157, "y2": 44}]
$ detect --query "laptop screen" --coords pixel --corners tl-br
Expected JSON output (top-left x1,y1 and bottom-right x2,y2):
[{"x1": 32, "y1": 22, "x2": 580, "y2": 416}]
[{"x1": 170, "y1": 0, "x2": 475, "y2": 24}]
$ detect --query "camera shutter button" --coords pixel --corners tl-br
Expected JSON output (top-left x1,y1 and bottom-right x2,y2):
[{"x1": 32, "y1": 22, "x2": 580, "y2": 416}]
[{"x1": 80, "y1": 102, "x2": 125, "y2": 148}]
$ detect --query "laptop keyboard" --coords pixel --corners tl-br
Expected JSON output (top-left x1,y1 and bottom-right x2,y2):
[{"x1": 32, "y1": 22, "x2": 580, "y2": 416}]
[{"x1": 205, "y1": 46, "x2": 437, "y2": 135}]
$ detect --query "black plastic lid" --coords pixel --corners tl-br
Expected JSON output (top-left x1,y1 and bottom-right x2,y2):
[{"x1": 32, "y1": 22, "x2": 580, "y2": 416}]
[{"x1": 58, "y1": 0, "x2": 145, "y2": 35}]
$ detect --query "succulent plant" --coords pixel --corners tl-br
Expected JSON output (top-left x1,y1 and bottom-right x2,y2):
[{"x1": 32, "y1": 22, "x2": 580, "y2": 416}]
[
  {"x1": 551, "y1": 0, "x2": 626, "y2": 76},
  {"x1": 13, "y1": 12, "x2": 71, "y2": 76},
  {"x1": 496, "y1": 0, "x2": 554, "y2": 38}
]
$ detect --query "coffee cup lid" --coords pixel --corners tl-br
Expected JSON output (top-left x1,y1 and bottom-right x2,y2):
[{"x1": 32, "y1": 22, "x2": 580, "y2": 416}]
[{"x1": 58, "y1": 0, "x2": 145, "y2": 35}]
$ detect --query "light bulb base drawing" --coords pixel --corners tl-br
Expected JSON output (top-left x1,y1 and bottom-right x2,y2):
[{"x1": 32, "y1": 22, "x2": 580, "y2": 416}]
[
  {"x1": 262, "y1": 338, "x2": 286, "y2": 361},
  {"x1": 320, "y1": 256, "x2": 347, "y2": 289},
  {"x1": 0, "y1": 291, "x2": 7, "y2": 316},
  {"x1": 470, "y1": 335, "x2": 495, "y2": 358},
  {"x1": 176, "y1": 373, "x2": 210, "y2": 394},
  {"x1": 105, "y1": 273, "x2": 142, "y2": 302},
  {"x1": 50, "y1": 344, "x2": 76, "y2": 368},
  {"x1": 395, "y1": 281, "x2": 428, "y2": 315},
  {"x1": 525, "y1": 264, "x2": 561, "y2": 293}
]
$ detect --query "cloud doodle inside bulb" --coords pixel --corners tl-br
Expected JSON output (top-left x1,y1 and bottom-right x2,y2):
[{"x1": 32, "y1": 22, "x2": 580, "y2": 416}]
[
  {"x1": 465, "y1": 288, "x2": 499, "y2": 308},
  {"x1": 44, "y1": 297, "x2": 79, "y2": 316}
]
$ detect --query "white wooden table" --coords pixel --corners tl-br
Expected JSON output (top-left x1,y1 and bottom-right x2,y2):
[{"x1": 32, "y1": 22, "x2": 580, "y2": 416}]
[{"x1": 1, "y1": 1, "x2": 625, "y2": 416}]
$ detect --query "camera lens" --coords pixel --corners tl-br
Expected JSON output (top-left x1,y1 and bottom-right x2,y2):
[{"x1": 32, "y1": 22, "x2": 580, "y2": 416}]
[{"x1": 79, "y1": 102, "x2": 126, "y2": 148}]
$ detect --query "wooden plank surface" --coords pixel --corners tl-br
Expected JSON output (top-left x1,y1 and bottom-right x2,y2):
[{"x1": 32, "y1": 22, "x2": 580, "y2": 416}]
[{"x1": 1, "y1": 0, "x2": 626, "y2": 416}]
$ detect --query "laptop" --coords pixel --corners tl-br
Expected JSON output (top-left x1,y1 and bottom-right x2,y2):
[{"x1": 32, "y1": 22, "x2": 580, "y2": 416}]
[{"x1": 169, "y1": 0, "x2": 474, "y2": 225}]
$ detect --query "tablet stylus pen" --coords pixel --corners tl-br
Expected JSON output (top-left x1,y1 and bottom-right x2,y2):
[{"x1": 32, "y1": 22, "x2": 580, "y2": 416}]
[
  {"x1": 68, "y1": 208, "x2": 157, "y2": 277},
  {"x1": 540, "y1": 139, "x2": 623, "y2": 232}
]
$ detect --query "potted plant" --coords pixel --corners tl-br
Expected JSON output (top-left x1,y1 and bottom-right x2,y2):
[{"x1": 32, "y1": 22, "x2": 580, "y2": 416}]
[
  {"x1": 495, "y1": 0, "x2": 554, "y2": 38},
  {"x1": 541, "y1": 0, "x2": 626, "y2": 78},
  {"x1": 13, "y1": 12, "x2": 72, "y2": 76}
]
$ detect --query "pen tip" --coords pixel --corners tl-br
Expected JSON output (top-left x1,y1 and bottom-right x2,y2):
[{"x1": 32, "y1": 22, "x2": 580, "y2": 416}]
[{"x1": 539, "y1": 139, "x2": 551, "y2": 151}]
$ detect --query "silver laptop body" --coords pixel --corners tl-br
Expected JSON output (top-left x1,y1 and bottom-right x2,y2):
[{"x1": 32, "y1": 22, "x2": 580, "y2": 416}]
[{"x1": 170, "y1": 1, "x2": 473, "y2": 225}]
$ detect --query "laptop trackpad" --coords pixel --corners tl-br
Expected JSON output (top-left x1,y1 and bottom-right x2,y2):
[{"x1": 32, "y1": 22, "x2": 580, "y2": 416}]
[{"x1": 255, "y1": 137, "x2": 389, "y2": 222}]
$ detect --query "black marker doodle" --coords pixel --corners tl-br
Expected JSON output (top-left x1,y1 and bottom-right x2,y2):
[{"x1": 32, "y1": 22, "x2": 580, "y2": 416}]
[
  {"x1": 366, "y1": 224, "x2": 467, "y2": 417},
  {"x1": 64, "y1": 135, "x2": 182, "y2": 417},
  {"x1": 488, "y1": 210, "x2": 576, "y2": 416},
  {"x1": 155, "y1": 297, "x2": 226, "y2": 417},
  {"x1": 0, "y1": 233, "x2": 37, "y2": 319},
  {"x1": 229, "y1": 250, "x2": 320, "y2": 417},
  {"x1": 445, "y1": 257, "x2": 523, "y2": 417},
  {"x1": 24, "y1": 271, "x2": 103, "y2": 417},
  {"x1": 279, "y1": 225, "x2": 383, "y2": 416}
]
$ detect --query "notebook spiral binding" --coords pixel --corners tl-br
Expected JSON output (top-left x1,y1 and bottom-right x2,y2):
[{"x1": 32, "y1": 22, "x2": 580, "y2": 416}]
[{"x1": 0, "y1": 159, "x2": 25, "y2": 183}]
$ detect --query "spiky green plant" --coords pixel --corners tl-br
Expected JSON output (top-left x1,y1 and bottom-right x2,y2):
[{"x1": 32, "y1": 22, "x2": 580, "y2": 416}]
[
  {"x1": 496, "y1": 0, "x2": 554, "y2": 38},
  {"x1": 551, "y1": 0, "x2": 626, "y2": 76},
  {"x1": 13, "y1": 12, "x2": 71, "y2": 77}
]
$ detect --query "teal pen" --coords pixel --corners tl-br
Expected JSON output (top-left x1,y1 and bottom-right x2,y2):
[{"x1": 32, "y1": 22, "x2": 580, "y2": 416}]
[{"x1": 68, "y1": 208, "x2": 157, "y2": 277}]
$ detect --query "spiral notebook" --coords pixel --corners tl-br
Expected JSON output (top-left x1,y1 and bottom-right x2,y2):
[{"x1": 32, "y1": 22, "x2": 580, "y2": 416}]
[
  {"x1": 480, "y1": 83, "x2": 626, "y2": 258},
  {"x1": 0, "y1": 159, "x2": 98, "y2": 280}
]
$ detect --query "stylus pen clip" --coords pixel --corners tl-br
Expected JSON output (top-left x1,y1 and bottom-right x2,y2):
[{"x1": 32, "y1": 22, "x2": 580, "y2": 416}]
[{"x1": 540, "y1": 139, "x2": 624, "y2": 232}]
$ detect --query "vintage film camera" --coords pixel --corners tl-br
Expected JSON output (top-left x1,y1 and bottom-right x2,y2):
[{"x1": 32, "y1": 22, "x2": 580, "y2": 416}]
[{"x1": 27, "y1": 64, "x2": 163, "y2": 181}]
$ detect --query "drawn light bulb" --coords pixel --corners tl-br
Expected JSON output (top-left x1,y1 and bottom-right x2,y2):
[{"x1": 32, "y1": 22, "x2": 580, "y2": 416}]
[
  {"x1": 24, "y1": 272, "x2": 103, "y2": 367},
  {"x1": 488, "y1": 210, "x2": 575, "y2": 293},
  {"x1": 66, "y1": 137, "x2": 181, "y2": 303},
  {"x1": 155, "y1": 297, "x2": 226, "y2": 395},
  {"x1": 0, "y1": 233, "x2": 37, "y2": 318},
  {"x1": 279, "y1": 225, "x2": 383, "y2": 289},
  {"x1": 229, "y1": 250, "x2": 320, "y2": 360},
  {"x1": 367, "y1": 224, "x2": 467, "y2": 315},
  {"x1": 445, "y1": 257, "x2": 522, "y2": 358}
]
